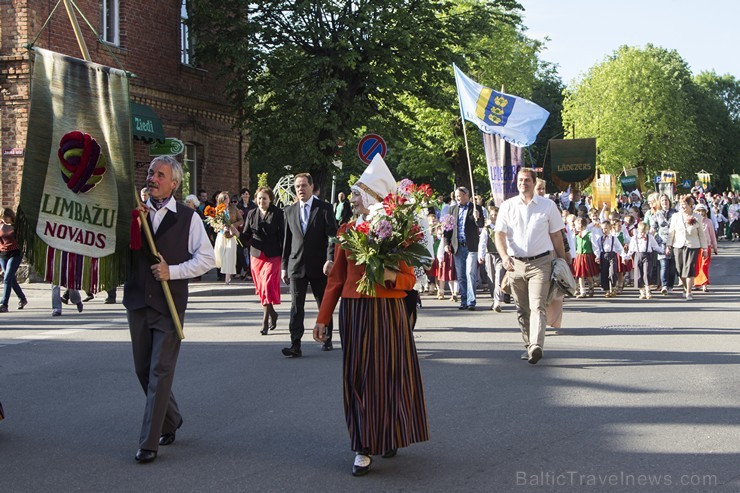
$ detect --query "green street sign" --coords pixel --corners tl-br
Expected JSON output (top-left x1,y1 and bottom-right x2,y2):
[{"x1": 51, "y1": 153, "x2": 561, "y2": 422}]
[{"x1": 149, "y1": 138, "x2": 185, "y2": 156}]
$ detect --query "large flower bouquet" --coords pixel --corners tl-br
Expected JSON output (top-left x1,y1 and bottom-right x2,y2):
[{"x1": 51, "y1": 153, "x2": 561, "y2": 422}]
[
  {"x1": 204, "y1": 203, "x2": 241, "y2": 244},
  {"x1": 336, "y1": 180, "x2": 435, "y2": 296}
]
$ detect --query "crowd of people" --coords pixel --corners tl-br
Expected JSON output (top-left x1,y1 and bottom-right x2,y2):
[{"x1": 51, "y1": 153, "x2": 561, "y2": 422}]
[{"x1": 1, "y1": 159, "x2": 738, "y2": 475}]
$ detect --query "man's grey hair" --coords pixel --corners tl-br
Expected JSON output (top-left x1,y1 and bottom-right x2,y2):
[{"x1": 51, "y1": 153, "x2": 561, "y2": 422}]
[
  {"x1": 455, "y1": 186, "x2": 470, "y2": 196},
  {"x1": 149, "y1": 155, "x2": 183, "y2": 189}
]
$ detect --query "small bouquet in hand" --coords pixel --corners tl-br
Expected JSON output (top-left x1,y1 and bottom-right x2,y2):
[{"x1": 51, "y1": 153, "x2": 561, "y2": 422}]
[
  {"x1": 204, "y1": 204, "x2": 242, "y2": 245},
  {"x1": 336, "y1": 180, "x2": 434, "y2": 296}
]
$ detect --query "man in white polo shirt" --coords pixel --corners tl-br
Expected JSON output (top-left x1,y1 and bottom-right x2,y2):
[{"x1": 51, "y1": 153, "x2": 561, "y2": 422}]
[{"x1": 494, "y1": 168, "x2": 570, "y2": 364}]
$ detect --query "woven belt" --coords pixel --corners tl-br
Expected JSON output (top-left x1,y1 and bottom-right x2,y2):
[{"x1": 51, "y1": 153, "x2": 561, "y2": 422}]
[{"x1": 513, "y1": 251, "x2": 551, "y2": 262}]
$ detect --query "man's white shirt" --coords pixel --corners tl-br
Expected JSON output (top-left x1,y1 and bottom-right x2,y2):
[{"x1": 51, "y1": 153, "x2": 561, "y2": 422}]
[{"x1": 493, "y1": 194, "x2": 565, "y2": 257}]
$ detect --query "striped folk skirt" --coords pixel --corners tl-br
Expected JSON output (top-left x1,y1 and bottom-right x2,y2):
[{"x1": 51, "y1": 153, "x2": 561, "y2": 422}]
[{"x1": 338, "y1": 297, "x2": 429, "y2": 455}]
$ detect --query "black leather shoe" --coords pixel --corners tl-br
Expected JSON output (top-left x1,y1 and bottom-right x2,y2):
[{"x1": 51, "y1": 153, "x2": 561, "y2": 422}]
[
  {"x1": 281, "y1": 346, "x2": 302, "y2": 358},
  {"x1": 159, "y1": 419, "x2": 183, "y2": 446},
  {"x1": 458, "y1": 304, "x2": 468, "y2": 310},
  {"x1": 322, "y1": 340, "x2": 333, "y2": 351},
  {"x1": 135, "y1": 449, "x2": 157, "y2": 463},
  {"x1": 83, "y1": 294, "x2": 94, "y2": 302},
  {"x1": 260, "y1": 328, "x2": 268, "y2": 335},
  {"x1": 467, "y1": 305, "x2": 476, "y2": 311},
  {"x1": 382, "y1": 448, "x2": 398, "y2": 458},
  {"x1": 104, "y1": 298, "x2": 116, "y2": 304}
]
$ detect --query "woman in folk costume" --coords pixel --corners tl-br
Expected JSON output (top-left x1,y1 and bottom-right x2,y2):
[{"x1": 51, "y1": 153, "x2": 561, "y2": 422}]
[
  {"x1": 312, "y1": 156, "x2": 429, "y2": 477},
  {"x1": 213, "y1": 191, "x2": 243, "y2": 284},
  {"x1": 668, "y1": 195, "x2": 708, "y2": 301},
  {"x1": 692, "y1": 203, "x2": 718, "y2": 292}
]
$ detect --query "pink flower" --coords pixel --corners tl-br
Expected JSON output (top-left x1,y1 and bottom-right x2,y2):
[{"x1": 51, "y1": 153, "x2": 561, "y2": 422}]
[
  {"x1": 440, "y1": 213, "x2": 455, "y2": 232},
  {"x1": 398, "y1": 178, "x2": 414, "y2": 197},
  {"x1": 374, "y1": 219, "x2": 393, "y2": 240}
]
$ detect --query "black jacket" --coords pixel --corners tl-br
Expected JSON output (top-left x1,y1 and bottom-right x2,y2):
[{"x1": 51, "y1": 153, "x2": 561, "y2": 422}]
[
  {"x1": 282, "y1": 198, "x2": 338, "y2": 279},
  {"x1": 444, "y1": 202, "x2": 485, "y2": 253},
  {"x1": 244, "y1": 204, "x2": 285, "y2": 258}
]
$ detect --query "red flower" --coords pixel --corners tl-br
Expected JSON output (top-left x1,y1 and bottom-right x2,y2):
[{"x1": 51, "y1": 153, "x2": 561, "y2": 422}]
[
  {"x1": 413, "y1": 183, "x2": 434, "y2": 198},
  {"x1": 382, "y1": 193, "x2": 407, "y2": 215},
  {"x1": 355, "y1": 221, "x2": 370, "y2": 234},
  {"x1": 687, "y1": 217, "x2": 697, "y2": 226}
]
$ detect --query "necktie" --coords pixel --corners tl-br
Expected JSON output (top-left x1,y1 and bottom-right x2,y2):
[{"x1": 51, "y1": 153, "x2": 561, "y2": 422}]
[{"x1": 302, "y1": 203, "x2": 309, "y2": 233}]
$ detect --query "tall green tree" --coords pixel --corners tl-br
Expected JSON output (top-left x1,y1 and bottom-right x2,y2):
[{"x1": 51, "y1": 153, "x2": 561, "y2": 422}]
[
  {"x1": 562, "y1": 45, "x2": 699, "y2": 181},
  {"x1": 693, "y1": 71, "x2": 740, "y2": 190},
  {"x1": 187, "y1": 0, "x2": 552, "y2": 197},
  {"x1": 187, "y1": 0, "x2": 458, "y2": 190},
  {"x1": 386, "y1": 7, "x2": 552, "y2": 195}
]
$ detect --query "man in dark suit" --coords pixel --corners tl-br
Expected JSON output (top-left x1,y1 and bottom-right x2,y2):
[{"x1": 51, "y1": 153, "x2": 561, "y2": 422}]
[
  {"x1": 281, "y1": 173, "x2": 338, "y2": 356},
  {"x1": 444, "y1": 186, "x2": 485, "y2": 310},
  {"x1": 123, "y1": 156, "x2": 216, "y2": 463}
]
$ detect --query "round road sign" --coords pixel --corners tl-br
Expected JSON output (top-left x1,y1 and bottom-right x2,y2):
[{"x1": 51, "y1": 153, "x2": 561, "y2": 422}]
[{"x1": 357, "y1": 133, "x2": 387, "y2": 164}]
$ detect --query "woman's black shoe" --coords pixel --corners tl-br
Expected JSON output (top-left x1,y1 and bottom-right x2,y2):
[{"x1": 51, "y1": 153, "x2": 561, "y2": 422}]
[
  {"x1": 352, "y1": 454, "x2": 372, "y2": 476},
  {"x1": 268, "y1": 311, "x2": 278, "y2": 331},
  {"x1": 382, "y1": 448, "x2": 397, "y2": 458}
]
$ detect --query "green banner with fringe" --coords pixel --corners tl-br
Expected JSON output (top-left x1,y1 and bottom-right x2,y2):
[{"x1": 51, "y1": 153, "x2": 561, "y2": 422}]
[{"x1": 17, "y1": 48, "x2": 134, "y2": 293}]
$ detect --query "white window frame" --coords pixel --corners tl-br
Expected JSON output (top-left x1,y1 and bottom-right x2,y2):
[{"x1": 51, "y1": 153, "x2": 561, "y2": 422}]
[
  {"x1": 182, "y1": 143, "x2": 198, "y2": 196},
  {"x1": 101, "y1": 0, "x2": 120, "y2": 46},
  {"x1": 181, "y1": 1, "x2": 194, "y2": 65}
]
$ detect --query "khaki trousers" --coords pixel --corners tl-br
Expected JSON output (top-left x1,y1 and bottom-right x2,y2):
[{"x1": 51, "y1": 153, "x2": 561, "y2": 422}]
[{"x1": 510, "y1": 254, "x2": 552, "y2": 349}]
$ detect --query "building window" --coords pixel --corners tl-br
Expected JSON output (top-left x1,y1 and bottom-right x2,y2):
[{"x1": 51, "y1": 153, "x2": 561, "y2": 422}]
[
  {"x1": 101, "y1": 0, "x2": 120, "y2": 45},
  {"x1": 181, "y1": 1, "x2": 195, "y2": 65},
  {"x1": 182, "y1": 143, "x2": 198, "y2": 197}
]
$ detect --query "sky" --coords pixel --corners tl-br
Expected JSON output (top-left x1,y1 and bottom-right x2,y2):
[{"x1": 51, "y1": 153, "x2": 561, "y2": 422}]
[{"x1": 518, "y1": 0, "x2": 740, "y2": 85}]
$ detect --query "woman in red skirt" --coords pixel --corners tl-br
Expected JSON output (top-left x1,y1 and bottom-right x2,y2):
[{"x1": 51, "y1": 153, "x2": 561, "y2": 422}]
[
  {"x1": 243, "y1": 187, "x2": 285, "y2": 334},
  {"x1": 693, "y1": 204, "x2": 718, "y2": 292}
]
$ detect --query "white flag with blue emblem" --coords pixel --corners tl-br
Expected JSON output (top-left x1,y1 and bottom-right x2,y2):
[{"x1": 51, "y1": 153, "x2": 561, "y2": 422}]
[{"x1": 454, "y1": 64, "x2": 549, "y2": 147}]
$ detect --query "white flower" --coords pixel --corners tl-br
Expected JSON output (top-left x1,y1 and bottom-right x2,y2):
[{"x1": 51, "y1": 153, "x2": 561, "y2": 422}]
[{"x1": 368, "y1": 203, "x2": 386, "y2": 219}]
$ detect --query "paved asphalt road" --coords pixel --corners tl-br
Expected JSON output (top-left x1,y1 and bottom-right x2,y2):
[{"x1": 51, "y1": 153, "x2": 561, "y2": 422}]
[{"x1": 1, "y1": 242, "x2": 739, "y2": 492}]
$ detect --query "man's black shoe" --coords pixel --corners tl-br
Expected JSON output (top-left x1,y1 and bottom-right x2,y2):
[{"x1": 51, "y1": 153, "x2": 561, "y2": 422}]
[
  {"x1": 159, "y1": 419, "x2": 183, "y2": 446},
  {"x1": 281, "y1": 346, "x2": 302, "y2": 358},
  {"x1": 104, "y1": 298, "x2": 116, "y2": 304},
  {"x1": 458, "y1": 304, "x2": 468, "y2": 310},
  {"x1": 467, "y1": 305, "x2": 476, "y2": 311},
  {"x1": 322, "y1": 341, "x2": 333, "y2": 351},
  {"x1": 135, "y1": 449, "x2": 157, "y2": 463}
]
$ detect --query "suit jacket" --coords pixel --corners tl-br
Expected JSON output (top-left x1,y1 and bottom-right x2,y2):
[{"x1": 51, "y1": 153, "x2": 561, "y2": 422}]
[
  {"x1": 244, "y1": 204, "x2": 285, "y2": 258},
  {"x1": 282, "y1": 198, "x2": 338, "y2": 279},
  {"x1": 445, "y1": 202, "x2": 485, "y2": 253}
]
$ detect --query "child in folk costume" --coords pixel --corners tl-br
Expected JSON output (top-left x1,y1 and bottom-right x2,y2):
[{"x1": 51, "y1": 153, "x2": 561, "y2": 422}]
[
  {"x1": 478, "y1": 205, "x2": 508, "y2": 312},
  {"x1": 435, "y1": 214, "x2": 458, "y2": 301},
  {"x1": 594, "y1": 220, "x2": 626, "y2": 297},
  {"x1": 573, "y1": 216, "x2": 599, "y2": 298},
  {"x1": 693, "y1": 203, "x2": 718, "y2": 292},
  {"x1": 626, "y1": 222, "x2": 661, "y2": 299},
  {"x1": 425, "y1": 212, "x2": 440, "y2": 296},
  {"x1": 615, "y1": 214, "x2": 636, "y2": 293}
]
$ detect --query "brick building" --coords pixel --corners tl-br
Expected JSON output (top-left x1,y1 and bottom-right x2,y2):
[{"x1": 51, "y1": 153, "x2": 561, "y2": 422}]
[{"x1": 0, "y1": 0, "x2": 247, "y2": 210}]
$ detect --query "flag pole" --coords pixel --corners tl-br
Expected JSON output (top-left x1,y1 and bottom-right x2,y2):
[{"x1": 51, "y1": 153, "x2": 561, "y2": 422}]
[
  {"x1": 62, "y1": 0, "x2": 91, "y2": 61},
  {"x1": 61, "y1": 0, "x2": 184, "y2": 339},
  {"x1": 453, "y1": 65, "x2": 476, "y2": 198}
]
